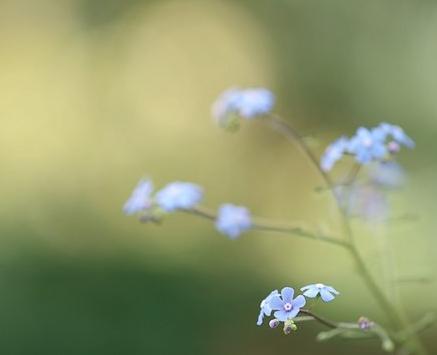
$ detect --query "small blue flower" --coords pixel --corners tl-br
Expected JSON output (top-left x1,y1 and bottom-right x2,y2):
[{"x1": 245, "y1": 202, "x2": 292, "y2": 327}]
[
  {"x1": 215, "y1": 204, "x2": 252, "y2": 239},
  {"x1": 257, "y1": 290, "x2": 279, "y2": 326},
  {"x1": 301, "y1": 283, "x2": 339, "y2": 302},
  {"x1": 347, "y1": 127, "x2": 387, "y2": 164},
  {"x1": 155, "y1": 182, "x2": 203, "y2": 212},
  {"x1": 237, "y1": 88, "x2": 275, "y2": 119},
  {"x1": 123, "y1": 179, "x2": 154, "y2": 215},
  {"x1": 212, "y1": 87, "x2": 274, "y2": 126},
  {"x1": 378, "y1": 123, "x2": 415, "y2": 148},
  {"x1": 269, "y1": 287, "x2": 306, "y2": 321},
  {"x1": 320, "y1": 136, "x2": 349, "y2": 171}
]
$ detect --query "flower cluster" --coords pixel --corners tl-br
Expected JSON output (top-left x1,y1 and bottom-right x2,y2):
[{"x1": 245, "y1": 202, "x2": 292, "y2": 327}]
[
  {"x1": 124, "y1": 180, "x2": 253, "y2": 238},
  {"x1": 257, "y1": 284, "x2": 339, "y2": 334},
  {"x1": 212, "y1": 87, "x2": 275, "y2": 129},
  {"x1": 321, "y1": 123, "x2": 414, "y2": 171}
]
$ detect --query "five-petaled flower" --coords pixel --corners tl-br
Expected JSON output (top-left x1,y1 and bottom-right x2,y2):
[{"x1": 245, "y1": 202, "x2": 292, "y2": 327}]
[
  {"x1": 155, "y1": 182, "x2": 203, "y2": 212},
  {"x1": 215, "y1": 204, "x2": 252, "y2": 239},
  {"x1": 212, "y1": 87, "x2": 275, "y2": 128},
  {"x1": 123, "y1": 179, "x2": 154, "y2": 215},
  {"x1": 301, "y1": 283, "x2": 339, "y2": 302},
  {"x1": 257, "y1": 290, "x2": 279, "y2": 326},
  {"x1": 269, "y1": 287, "x2": 306, "y2": 321}
]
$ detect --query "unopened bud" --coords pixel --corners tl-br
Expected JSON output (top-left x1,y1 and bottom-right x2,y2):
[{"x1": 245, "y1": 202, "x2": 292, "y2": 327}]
[
  {"x1": 283, "y1": 320, "x2": 297, "y2": 334},
  {"x1": 358, "y1": 316, "x2": 374, "y2": 330},
  {"x1": 269, "y1": 319, "x2": 280, "y2": 329}
]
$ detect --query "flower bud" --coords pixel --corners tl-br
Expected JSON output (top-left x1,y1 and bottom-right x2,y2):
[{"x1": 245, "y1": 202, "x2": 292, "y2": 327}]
[
  {"x1": 269, "y1": 319, "x2": 280, "y2": 329},
  {"x1": 388, "y1": 141, "x2": 400, "y2": 154},
  {"x1": 283, "y1": 320, "x2": 297, "y2": 334},
  {"x1": 358, "y1": 316, "x2": 374, "y2": 330}
]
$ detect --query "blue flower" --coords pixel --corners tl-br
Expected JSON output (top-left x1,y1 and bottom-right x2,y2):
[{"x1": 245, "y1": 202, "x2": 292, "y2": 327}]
[
  {"x1": 123, "y1": 179, "x2": 154, "y2": 215},
  {"x1": 155, "y1": 182, "x2": 203, "y2": 212},
  {"x1": 215, "y1": 204, "x2": 252, "y2": 239},
  {"x1": 300, "y1": 283, "x2": 339, "y2": 302},
  {"x1": 212, "y1": 88, "x2": 274, "y2": 126},
  {"x1": 237, "y1": 88, "x2": 275, "y2": 119},
  {"x1": 347, "y1": 127, "x2": 387, "y2": 164},
  {"x1": 378, "y1": 123, "x2": 415, "y2": 148},
  {"x1": 320, "y1": 136, "x2": 349, "y2": 171},
  {"x1": 269, "y1": 287, "x2": 306, "y2": 321},
  {"x1": 257, "y1": 290, "x2": 279, "y2": 326}
]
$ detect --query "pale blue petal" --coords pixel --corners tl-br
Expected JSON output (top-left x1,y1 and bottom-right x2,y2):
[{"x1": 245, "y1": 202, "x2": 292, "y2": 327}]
[
  {"x1": 274, "y1": 310, "x2": 289, "y2": 322},
  {"x1": 257, "y1": 309, "x2": 264, "y2": 326},
  {"x1": 269, "y1": 295, "x2": 284, "y2": 311},
  {"x1": 281, "y1": 287, "x2": 294, "y2": 303},
  {"x1": 293, "y1": 295, "x2": 306, "y2": 309},
  {"x1": 303, "y1": 287, "x2": 319, "y2": 298},
  {"x1": 300, "y1": 284, "x2": 314, "y2": 292},
  {"x1": 320, "y1": 289, "x2": 335, "y2": 302},
  {"x1": 325, "y1": 286, "x2": 340, "y2": 295},
  {"x1": 287, "y1": 307, "x2": 301, "y2": 319}
]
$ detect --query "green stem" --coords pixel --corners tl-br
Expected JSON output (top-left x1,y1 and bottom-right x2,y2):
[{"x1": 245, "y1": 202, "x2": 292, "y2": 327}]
[
  {"x1": 184, "y1": 207, "x2": 349, "y2": 248},
  {"x1": 265, "y1": 114, "x2": 428, "y2": 354}
]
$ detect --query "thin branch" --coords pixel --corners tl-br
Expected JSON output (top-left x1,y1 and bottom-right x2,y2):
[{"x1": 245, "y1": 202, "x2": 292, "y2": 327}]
[{"x1": 182, "y1": 207, "x2": 350, "y2": 248}]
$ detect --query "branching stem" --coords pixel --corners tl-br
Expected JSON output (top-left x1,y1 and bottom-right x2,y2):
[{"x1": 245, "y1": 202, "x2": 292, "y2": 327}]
[{"x1": 265, "y1": 114, "x2": 428, "y2": 354}]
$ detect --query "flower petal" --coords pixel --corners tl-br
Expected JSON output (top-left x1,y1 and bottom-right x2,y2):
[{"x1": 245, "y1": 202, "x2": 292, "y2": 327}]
[
  {"x1": 293, "y1": 295, "x2": 306, "y2": 309},
  {"x1": 300, "y1": 284, "x2": 314, "y2": 292},
  {"x1": 302, "y1": 287, "x2": 319, "y2": 298},
  {"x1": 325, "y1": 286, "x2": 340, "y2": 295},
  {"x1": 281, "y1": 287, "x2": 294, "y2": 303},
  {"x1": 287, "y1": 307, "x2": 301, "y2": 319},
  {"x1": 257, "y1": 309, "x2": 264, "y2": 326},
  {"x1": 274, "y1": 310, "x2": 289, "y2": 322},
  {"x1": 320, "y1": 289, "x2": 335, "y2": 302},
  {"x1": 268, "y1": 295, "x2": 284, "y2": 310}
]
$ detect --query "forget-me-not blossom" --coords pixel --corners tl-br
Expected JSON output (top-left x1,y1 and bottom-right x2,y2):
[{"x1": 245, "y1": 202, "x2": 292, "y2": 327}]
[
  {"x1": 321, "y1": 136, "x2": 349, "y2": 171},
  {"x1": 123, "y1": 179, "x2": 154, "y2": 215},
  {"x1": 212, "y1": 87, "x2": 274, "y2": 127},
  {"x1": 347, "y1": 127, "x2": 387, "y2": 164},
  {"x1": 257, "y1": 290, "x2": 279, "y2": 326},
  {"x1": 378, "y1": 123, "x2": 415, "y2": 148},
  {"x1": 155, "y1": 182, "x2": 203, "y2": 212},
  {"x1": 301, "y1": 283, "x2": 339, "y2": 302},
  {"x1": 237, "y1": 88, "x2": 275, "y2": 119},
  {"x1": 269, "y1": 287, "x2": 306, "y2": 321},
  {"x1": 215, "y1": 204, "x2": 252, "y2": 239}
]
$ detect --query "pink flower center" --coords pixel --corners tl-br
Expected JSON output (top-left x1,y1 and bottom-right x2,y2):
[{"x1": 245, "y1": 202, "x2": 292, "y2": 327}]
[
  {"x1": 284, "y1": 302, "x2": 292, "y2": 311},
  {"x1": 363, "y1": 138, "x2": 373, "y2": 147}
]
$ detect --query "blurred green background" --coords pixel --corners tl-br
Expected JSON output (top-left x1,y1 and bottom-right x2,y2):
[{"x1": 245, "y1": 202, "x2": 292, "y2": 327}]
[{"x1": 0, "y1": 0, "x2": 436, "y2": 354}]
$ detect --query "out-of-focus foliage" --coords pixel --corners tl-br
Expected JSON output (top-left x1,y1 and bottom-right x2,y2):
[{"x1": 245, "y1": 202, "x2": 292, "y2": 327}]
[{"x1": 0, "y1": 0, "x2": 435, "y2": 354}]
